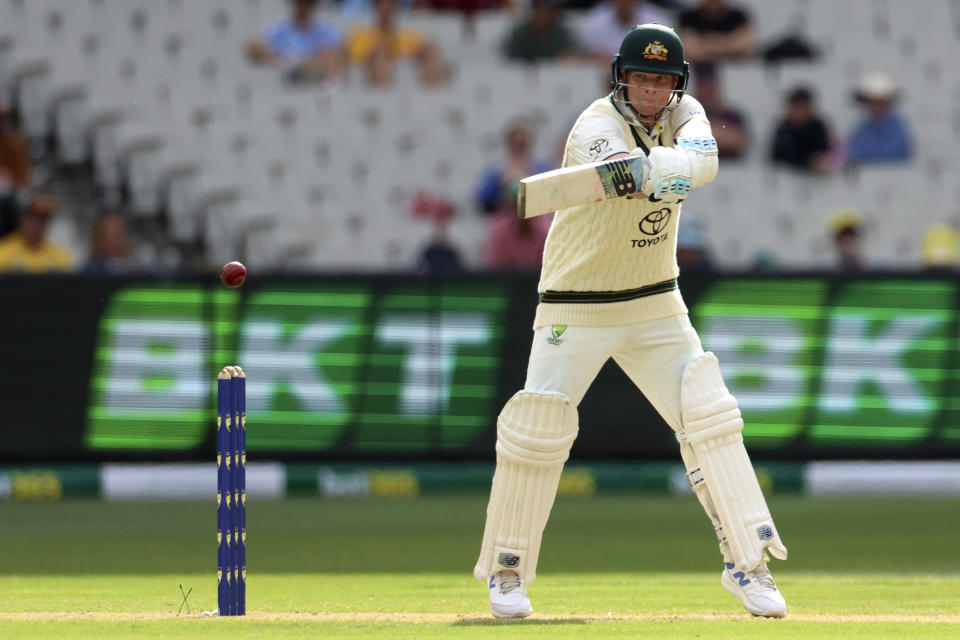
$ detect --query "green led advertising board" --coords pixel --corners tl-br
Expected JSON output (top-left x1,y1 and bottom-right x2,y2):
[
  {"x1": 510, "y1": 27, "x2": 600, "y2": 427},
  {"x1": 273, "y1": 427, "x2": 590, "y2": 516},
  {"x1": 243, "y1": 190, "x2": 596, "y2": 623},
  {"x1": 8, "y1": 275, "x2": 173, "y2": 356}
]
[
  {"x1": 86, "y1": 283, "x2": 507, "y2": 453},
  {"x1": 0, "y1": 274, "x2": 953, "y2": 459},
  {"x1": 694, "y1": 279, "x2": 959, "y2": 449}
]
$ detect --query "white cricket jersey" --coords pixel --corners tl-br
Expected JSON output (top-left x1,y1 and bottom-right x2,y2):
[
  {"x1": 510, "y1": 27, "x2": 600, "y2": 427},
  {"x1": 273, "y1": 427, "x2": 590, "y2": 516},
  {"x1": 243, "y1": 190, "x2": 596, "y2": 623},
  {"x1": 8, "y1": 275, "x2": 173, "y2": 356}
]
[{"x1": 534, "y1": 94, "x2": 708, "y2": 330}]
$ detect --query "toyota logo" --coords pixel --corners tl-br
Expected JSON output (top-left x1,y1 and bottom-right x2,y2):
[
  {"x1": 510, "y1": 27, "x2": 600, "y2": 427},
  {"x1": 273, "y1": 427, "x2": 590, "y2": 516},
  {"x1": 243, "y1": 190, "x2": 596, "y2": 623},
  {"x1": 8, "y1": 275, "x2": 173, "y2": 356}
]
[
  {"x1": 588, "y1": 139, "x2": 610, "y2": 157},
  {"x1": 639, "y1": 208, "x2": 672, "y2": 235}
]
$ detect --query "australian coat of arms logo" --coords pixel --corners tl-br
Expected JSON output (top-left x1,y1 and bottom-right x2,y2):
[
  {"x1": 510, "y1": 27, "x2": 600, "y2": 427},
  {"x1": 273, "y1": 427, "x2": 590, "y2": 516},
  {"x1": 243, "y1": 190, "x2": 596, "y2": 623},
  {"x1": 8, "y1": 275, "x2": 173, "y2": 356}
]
[{"x1": 643, "y1": 41, "x2": 668, "y2": 61}]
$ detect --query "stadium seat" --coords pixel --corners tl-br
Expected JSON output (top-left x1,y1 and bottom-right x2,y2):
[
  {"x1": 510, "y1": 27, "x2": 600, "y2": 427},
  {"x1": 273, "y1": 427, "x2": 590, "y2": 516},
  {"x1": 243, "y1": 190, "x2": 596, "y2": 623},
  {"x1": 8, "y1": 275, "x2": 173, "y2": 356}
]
[{"x1": 5, "y1": 0, "x2": 958, "y2": 271}]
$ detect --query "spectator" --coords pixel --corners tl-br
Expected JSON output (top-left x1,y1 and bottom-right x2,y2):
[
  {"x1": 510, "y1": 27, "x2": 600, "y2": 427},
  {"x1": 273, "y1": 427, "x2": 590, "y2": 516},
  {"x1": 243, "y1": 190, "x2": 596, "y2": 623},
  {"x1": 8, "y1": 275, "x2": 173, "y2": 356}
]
[
  {"x1": 846, "y1": 71, "x2": 913, "y2": 165},
  {"x1": 0, "y1": 99, "x2": 31, "y2": 239},
  {"x1": 692, "y1": 63, "x2": 748, "y2": 159},
  {"x1": 476, "y1": 119, "x2": 552, "y2": 214},
  {"x1": 503, "y1": 0, "x2": 581, "y2": 63},
  {"x1": 580, "y1": 0, "x2": 673, "y2": 63},
  {"x1": 676, "y1": 212, "x2": 714, "y2": 271},
  {"x1": 829, "y1": 208, "x2": 864, "y2": 272},
  {"x1": 83, "y1": 212, "x2": 136, "y2": 274},
  {"x1": 0, "y1": 197, "x2": 74, "y2": 273},
  {"x1": 347, "y1": 0, "x2": 449, "y2": 87},
  {"x1": 921, "y1": 224, "x2": 959, "y2": 273},
  {"x1": 678, "y1": 0, "x2": 757, "y2": 62},
  {"x1": 247, "y1": 0, "x2": 345, "y2": 83},
  {"x1": 418, "y1": 219, "x2": 464, "y2": 274},
  {"x1": 770, "y1": 86, "x2": 835, "y2": 173},
  {"x1": 484, "y1": 182, "x2": 551, "y2": 270}
]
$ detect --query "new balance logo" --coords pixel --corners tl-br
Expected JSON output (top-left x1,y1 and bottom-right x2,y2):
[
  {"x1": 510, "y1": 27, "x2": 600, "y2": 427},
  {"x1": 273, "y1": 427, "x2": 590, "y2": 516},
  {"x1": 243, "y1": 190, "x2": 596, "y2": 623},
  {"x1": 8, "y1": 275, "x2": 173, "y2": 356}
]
[
  {"x1": 597, "y1": 159, "x2": 640, "y2": 198},
  {"x1": 725, "y1": 562, "x2": 751, "y2": 586},
  {"x1": 498, "y1": 553, "x2": 520, "y2": 568},
  {"x1": 609, "y1": 160, "x2": 637, "y2": 196}
]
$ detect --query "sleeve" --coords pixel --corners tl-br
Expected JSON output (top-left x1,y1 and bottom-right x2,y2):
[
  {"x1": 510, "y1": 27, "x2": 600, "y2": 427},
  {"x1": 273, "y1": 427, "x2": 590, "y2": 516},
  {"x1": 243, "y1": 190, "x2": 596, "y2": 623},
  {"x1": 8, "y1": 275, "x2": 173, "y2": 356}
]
[
  {"x1": 670, "y1": 95, "x2": 709, "y2": 135},
  {"x1": 564, "y1": 113, "x2": 632, "y2": 167}
]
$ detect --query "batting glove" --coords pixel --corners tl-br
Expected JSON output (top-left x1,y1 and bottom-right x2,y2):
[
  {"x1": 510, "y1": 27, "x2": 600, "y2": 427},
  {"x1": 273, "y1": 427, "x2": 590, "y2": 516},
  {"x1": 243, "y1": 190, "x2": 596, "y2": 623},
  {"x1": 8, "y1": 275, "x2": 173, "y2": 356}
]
[{"x1": 643, "y1": 147, "x2": 692, "y2": 204}]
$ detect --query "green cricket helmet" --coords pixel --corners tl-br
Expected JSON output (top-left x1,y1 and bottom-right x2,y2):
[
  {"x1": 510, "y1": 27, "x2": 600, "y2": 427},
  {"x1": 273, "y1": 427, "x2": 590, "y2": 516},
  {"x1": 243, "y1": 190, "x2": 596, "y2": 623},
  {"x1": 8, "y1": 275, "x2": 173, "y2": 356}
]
[{"x1": 611, "y1": 24, "x2": 690, "y2": 126}]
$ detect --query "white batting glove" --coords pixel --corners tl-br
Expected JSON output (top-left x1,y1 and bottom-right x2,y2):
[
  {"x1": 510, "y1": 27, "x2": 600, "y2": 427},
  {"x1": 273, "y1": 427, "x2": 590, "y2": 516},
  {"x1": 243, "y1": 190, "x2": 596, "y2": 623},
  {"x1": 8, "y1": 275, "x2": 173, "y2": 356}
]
[
  {"x1": 675, "y1": 136, "x2": 718, "y2": 188},
  {"x1": 643, "y1": 147, "x2": 692, "y2": 204}
]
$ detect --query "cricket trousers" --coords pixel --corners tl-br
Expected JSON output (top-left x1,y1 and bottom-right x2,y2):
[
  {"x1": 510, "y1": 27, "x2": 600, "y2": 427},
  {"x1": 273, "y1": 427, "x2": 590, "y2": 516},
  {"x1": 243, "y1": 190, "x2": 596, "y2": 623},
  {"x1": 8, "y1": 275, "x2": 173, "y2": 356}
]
[{"x1": 525, "y1": 313, "x2": 704, "y2": 431}]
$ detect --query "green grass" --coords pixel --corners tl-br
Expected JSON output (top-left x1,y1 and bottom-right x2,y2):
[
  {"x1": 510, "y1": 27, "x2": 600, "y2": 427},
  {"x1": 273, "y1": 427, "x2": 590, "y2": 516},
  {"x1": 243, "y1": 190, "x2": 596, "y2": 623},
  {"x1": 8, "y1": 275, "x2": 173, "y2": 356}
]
[{"x1": 0, "y1": 495, "x2": 957, "y2": 638}]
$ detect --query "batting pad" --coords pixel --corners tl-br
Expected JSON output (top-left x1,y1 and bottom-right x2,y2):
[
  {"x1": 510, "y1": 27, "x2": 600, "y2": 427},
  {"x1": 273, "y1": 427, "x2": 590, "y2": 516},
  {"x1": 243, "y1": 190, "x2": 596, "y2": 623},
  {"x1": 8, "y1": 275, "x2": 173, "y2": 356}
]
[
  {"x1": 474, "y1": 391, "x2": 579, "y2": 584},
  {"x1": 679, "y1": 353, "x2": 788, "y2": 571}
]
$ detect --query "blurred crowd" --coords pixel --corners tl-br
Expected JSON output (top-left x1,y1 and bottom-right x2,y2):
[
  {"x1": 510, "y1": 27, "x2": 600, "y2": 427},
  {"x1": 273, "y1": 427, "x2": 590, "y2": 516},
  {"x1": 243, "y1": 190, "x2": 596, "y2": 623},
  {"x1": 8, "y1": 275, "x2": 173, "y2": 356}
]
[
  {"x1": 1, "y1": 98, "x2": 139, "y2": 274},
  {"x1": 0, "y1": 0, "x2": 952, "y2": 276}
]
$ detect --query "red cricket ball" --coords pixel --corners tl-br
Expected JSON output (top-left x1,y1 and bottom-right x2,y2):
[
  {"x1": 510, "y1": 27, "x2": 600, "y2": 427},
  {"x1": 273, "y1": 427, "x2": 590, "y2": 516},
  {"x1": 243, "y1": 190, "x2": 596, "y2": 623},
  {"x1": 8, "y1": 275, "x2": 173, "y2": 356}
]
[{"x1": 220, "y1": 261, "x2": 247, "y2": 288}]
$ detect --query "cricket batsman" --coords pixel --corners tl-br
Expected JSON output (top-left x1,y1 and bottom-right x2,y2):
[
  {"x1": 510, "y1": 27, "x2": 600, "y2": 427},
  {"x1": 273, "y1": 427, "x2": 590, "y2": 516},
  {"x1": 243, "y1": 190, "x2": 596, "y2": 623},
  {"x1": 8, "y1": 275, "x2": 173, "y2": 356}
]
[{"x1": 475, "y1": 24, "x2": 788, "y2": 619}]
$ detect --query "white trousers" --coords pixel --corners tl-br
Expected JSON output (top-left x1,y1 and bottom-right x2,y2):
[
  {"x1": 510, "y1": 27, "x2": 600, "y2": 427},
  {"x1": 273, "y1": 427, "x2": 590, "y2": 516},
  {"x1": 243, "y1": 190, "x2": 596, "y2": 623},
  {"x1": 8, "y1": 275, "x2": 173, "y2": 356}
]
[{"x1": 525, "y1": 314, "x2": 704, "y2": 429}]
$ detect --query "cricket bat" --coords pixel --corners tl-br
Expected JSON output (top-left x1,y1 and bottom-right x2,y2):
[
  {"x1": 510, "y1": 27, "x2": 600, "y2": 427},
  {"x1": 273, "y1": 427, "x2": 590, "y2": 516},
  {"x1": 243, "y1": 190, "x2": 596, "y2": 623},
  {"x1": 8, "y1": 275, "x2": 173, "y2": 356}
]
[{"x1": 517, "y1": 155, "x2": 646, "y2": 219}]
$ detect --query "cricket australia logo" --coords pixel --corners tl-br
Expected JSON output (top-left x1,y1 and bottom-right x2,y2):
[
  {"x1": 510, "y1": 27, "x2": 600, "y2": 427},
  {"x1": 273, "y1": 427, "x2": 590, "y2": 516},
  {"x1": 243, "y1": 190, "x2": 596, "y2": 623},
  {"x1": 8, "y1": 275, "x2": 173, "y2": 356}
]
[
  {"x1": 643, "y1": 41, "x2": 668, "y2": 61},
  {"x1": 547, "y1": 325, "x2": 567, "y2": 346},
  {"x1": 632, "y1": 208, "x2": 672, "y2": 249}
]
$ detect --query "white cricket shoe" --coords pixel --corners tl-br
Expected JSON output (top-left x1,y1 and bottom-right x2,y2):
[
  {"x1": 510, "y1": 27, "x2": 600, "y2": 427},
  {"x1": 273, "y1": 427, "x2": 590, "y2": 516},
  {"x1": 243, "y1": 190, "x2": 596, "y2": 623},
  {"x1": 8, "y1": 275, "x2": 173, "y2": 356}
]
[
  {"x1": 721, "y1": 562, "x2": 787, "y2": 618},
  {"x1": 488, "y1": 570, "x2": 533, "y2": 619}
]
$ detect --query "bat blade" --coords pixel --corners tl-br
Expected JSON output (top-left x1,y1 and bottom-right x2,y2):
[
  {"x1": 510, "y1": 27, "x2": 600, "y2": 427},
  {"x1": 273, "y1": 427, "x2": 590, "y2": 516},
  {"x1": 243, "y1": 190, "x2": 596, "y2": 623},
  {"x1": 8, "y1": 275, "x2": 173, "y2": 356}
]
[{"x1": 517, "y1": 156, "x2": 645, "y2": 219}]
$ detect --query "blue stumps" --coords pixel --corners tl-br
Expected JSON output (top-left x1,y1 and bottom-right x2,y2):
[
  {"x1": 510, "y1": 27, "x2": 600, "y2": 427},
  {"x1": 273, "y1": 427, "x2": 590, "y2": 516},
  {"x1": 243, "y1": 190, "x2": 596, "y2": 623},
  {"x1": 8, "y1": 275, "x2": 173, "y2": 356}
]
[
  {"x1": 217, "y1": 366, "x2": 246, "y2": 616},
  {"x1": 216, "y1": 371, "x2": 233, "y2": 615},
  {"x1": 237, "y1": 373, "x2": 246, "y2": 615}
]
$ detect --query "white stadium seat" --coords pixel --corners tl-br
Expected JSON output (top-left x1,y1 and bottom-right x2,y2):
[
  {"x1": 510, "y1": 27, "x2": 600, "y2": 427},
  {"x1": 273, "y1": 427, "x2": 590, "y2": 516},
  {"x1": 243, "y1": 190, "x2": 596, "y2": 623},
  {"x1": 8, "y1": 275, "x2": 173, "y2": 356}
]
[{"x1": 2, "y1": 0, "x2": 957, "y2": 270}]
